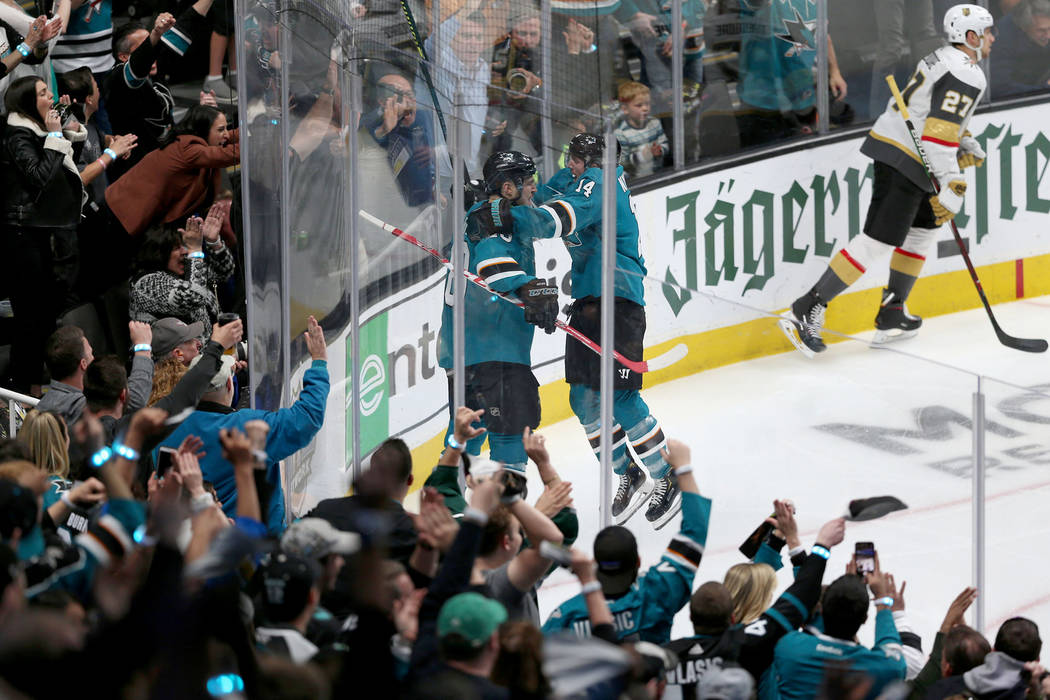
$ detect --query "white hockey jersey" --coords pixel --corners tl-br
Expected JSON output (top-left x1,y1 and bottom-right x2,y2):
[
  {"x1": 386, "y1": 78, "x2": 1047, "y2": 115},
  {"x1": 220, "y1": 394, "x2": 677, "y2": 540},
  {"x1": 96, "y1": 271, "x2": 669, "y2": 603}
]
[{"x1": 861, "y1": 45, "x2": 986, "y2": 193}]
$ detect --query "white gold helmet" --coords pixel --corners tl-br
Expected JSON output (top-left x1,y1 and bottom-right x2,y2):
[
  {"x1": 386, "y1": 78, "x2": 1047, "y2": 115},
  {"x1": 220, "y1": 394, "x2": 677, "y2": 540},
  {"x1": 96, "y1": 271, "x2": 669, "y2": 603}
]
[{"x1": 944, "y1": 4, "x2": 994, "y2": 59}]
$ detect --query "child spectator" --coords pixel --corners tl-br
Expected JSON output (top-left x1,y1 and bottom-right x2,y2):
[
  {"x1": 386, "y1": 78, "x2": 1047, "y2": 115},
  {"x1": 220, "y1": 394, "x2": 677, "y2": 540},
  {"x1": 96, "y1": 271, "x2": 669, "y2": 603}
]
[{"x1": 614, "y1": 81, "x2": 669, "y2": 179}]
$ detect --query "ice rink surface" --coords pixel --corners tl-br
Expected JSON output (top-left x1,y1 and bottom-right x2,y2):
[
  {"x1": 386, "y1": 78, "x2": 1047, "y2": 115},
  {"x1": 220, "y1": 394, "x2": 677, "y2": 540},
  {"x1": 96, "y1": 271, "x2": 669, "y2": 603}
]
[{"x1": 530, "y1": 296, "x2": 1050, "y2": 644}]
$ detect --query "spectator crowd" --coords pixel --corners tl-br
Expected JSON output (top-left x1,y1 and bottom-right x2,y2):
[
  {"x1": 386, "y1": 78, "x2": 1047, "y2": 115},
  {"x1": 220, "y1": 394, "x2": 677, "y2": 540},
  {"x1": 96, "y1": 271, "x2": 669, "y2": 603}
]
[{"x1": 0, "y1": 0, "x2": 1047, "y2": 697}]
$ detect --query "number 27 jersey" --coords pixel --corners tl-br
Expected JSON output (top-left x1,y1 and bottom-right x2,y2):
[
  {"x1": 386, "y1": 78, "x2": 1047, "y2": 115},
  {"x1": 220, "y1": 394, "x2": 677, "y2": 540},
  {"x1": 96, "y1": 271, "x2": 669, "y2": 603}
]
[{"x1": 862, "y1": 45, "x2": 986, "y2": 192}]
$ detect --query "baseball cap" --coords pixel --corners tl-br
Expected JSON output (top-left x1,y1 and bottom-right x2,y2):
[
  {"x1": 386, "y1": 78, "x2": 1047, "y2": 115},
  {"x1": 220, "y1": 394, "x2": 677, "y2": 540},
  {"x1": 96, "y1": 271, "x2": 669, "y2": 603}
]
[
  {"x1": 696, "y1": 666, "x2": 755, "y2": 700},
  {"x1": 281, "y1": 518, "x2": 361, "y2": 560},
  {"x1": 593, "y1": 525, "x2": 639, "y2": 597},
  {"x1": 151, "y1": 318, "x2": 204, "y2": 358},
  {"x1": 437, "y1": 592, "x2": 507, "y2": 648},
  {"x1": 189, "y1": 353, "x2": 237, "y2": 393},
  {"x1": 258, "y1": 552, "x2": 321, "y2": 623}
]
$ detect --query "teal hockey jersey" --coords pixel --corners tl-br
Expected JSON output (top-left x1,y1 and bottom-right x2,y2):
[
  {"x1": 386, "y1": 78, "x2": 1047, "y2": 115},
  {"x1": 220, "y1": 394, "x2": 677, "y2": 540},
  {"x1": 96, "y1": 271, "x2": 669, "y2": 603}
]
[{"x1": 542, "y1": 492, "x2": 710, "y2": 643}]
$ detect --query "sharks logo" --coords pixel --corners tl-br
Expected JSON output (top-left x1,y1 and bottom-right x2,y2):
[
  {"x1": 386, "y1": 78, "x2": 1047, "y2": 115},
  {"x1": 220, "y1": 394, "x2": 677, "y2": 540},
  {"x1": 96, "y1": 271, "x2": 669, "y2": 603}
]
[{"x1": 775, "y1": 4, "x2": 817, "y2": 57}]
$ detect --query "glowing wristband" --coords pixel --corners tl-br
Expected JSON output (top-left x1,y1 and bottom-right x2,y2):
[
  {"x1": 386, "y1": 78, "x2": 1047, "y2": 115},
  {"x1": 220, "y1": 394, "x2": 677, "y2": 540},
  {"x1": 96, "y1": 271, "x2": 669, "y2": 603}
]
[
  {"x1": 15, "y1": 43, "x2": 31, "y2": 57},
  {"x1": 811, "y1": 545, "x2": 831, "y2": 560},
  {"x1": 446, "y1": 435, "x2": 464, "y2": 451},
  {"x1": 47, "y1": 131, "x2": 63, "y2": 139},
  {"x1": 103, "y1": 148, "x2": 117, "y2": 160},
  {"x1": 187, "y1": 251, "x2": 205, "y2": 259},
  {"x1": 61, "y1": 492, "x2": 74, "y2": 508},
  {"x1": 133, "y1": 343, "x2": 152, "y2": 353},
  {"x1": 580, "y1": 580, "x2": 602, "y2": 595},
  {"x1": 90, "y1": 446, "x2": 113, "y2": 467},
  {"x1": 113, "y1": 442, "x2": 139, "y2": 461},
  {"x1": 673, "y1": 464, "x2": 693, "y2": 476},
  {"x1": 875, "y1": 596, "x2": 894, "y2": 607}
]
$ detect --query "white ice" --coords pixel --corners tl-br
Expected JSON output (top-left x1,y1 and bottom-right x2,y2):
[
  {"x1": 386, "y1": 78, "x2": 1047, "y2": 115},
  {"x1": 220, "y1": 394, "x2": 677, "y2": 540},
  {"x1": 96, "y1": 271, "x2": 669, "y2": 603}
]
[{"x1": 530, "y1": 296, "x2": 1050, "y2": 646}]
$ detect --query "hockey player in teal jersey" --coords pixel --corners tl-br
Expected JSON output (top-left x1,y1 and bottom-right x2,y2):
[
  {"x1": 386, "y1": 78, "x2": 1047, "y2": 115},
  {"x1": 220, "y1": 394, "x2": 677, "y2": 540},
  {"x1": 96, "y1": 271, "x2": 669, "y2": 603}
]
[
  {"x1": 519, "y1": 133, "x2": 678, "y2": 528},
  {"x1": 436, "y1": 151, "x2": 560, "y2": 475},
  {"x1": 768, "y1": 569, "x2": 906, "y2": 700},
  {"x1": 542, "y1": 439, "x2": 709, "y2": 643}
]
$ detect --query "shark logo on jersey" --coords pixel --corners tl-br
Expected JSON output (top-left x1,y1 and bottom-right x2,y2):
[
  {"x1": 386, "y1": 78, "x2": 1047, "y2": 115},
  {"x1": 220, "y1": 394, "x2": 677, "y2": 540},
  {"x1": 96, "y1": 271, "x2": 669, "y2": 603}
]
[{"x1": 775, "y1": 6, "x2": 817, "y2": 57}]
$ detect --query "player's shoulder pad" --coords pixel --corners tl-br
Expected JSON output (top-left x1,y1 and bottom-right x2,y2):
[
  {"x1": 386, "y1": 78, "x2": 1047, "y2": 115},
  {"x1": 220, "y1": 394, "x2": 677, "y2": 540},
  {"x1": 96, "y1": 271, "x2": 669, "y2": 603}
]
[{"x1": 940, "y1": 46, "x2": 987, "y2": 91}]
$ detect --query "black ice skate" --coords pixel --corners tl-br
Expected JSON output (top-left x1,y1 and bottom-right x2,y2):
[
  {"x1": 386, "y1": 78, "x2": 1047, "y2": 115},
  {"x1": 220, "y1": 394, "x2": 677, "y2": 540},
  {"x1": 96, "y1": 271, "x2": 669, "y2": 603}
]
[
  {"x1": 778, "y1": 291, "x2": 827, "y2": 358},
  {"x1": 645, "y1": 473, "x2": 682, "y2": 530},
  {"x1": 872, "y1": 289, "x2": 922, "y2": 345},
  {"x1": 612, "y1": 461, "x2": 653, "y2": 525}
]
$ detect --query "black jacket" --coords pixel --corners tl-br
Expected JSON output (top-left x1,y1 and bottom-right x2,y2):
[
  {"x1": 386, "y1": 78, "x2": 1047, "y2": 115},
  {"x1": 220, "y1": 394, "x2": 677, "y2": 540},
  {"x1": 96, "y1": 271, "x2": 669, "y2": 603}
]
[{"x1": 1, "y1": 116, "x2": 85, "y2": 228}]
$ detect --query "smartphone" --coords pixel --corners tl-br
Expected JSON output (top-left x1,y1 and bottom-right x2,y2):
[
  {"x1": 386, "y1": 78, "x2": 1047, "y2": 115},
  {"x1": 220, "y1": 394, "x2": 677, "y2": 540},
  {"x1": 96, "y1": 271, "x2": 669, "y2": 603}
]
[
  {"x1": 854, "y1": 541, "x2": 876, "y2": 575},
  {"x1": 157, "y1": 446, "x2": 178, "y2": 478},
  {"x1": 539, "y1": 541, "x2": 574, "y2": 567}
]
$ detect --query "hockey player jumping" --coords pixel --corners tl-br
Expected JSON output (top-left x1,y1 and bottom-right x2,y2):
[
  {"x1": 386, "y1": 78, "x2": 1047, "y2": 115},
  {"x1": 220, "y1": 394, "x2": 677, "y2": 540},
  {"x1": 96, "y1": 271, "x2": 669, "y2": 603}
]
[
  {"x1": 519, "y1": 133, "x2": 680, "y2": 528},
  {"x1": 781, "y1": 4, "x2": 993, "y2": 357},
  {"x1": 437, "y1": 151, "x2": 560, "y2": 476}
]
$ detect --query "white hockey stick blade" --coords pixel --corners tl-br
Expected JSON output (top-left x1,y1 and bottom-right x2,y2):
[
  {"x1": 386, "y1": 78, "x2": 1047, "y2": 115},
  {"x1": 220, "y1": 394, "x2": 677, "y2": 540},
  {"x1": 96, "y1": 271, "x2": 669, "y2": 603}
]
[
  {"x1": 644, "y1": 343, "x2": 688, "y2": 372},
  {"x1": 870, "y1": 328, "x2": 919, "y2": 346},
  {"x1": 777, "y1": 313, "x2": 815, "y2": 359},
  {"x1": 649, "y1": 491, "x2": 683, "y2": 531},
  {"x1": 612, "y1": 478, "x2": 656, "y2": 526}
]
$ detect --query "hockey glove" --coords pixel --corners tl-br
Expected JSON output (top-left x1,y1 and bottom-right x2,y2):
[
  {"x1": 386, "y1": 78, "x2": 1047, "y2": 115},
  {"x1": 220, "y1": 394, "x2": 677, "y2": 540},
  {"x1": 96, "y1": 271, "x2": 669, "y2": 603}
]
[
  {"x1": 469, "y1": 197, "x2": 513, "y2": 242},
  {"x1": 930, "y1": 180, "x2": 967, "y2": 225},
  {"x1": 518, "y1": 278, "x2": 559, "y2": 334},
  {"x1": 957, "y1": 131, "x2": 986, "y2": 170}
]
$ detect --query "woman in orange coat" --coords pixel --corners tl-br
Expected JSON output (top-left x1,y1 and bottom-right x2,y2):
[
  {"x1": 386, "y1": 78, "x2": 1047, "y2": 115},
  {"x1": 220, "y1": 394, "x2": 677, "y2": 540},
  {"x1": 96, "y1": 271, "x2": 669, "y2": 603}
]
[{"x1": 104, "y1": 104, "x2": 239, "y2": 237}]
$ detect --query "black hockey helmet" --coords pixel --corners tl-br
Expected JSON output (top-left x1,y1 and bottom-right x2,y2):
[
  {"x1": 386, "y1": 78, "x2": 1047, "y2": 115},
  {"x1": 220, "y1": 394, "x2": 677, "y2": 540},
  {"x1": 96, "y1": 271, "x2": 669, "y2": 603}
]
[
  {"x1": 483, "y1": 150, "x2": 537, "y2": 194},
  {"x1": 568, "y1": 132, "x2": 620, "y2": 168}
]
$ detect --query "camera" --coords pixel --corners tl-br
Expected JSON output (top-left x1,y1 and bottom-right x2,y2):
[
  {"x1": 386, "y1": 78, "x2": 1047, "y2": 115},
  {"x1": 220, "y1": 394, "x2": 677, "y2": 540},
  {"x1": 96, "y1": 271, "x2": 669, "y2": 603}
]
[
  {"x1": 55, "y1": 102, "x2": 75, "y2": 124},
  {"x1": 507, "y1": 68, "x2": 531, "y2": 94}
]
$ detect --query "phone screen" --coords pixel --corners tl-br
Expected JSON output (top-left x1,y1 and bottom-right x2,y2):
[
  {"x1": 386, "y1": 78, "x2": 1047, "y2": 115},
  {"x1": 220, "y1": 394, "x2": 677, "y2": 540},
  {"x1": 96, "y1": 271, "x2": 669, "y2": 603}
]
[
  {"x1": 157, "y1": 447, "x2": 177, "y2": 477},
  {"x1": 854, "y1": 542, "x2": 876, "y2": 575}
]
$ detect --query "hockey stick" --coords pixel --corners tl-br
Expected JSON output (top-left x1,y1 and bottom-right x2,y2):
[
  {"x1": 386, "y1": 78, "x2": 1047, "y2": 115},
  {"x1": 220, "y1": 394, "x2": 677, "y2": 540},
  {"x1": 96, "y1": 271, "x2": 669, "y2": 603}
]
[
  {"x1": 359, "y1": 210, "x2": 688, "y2": 374},
  {"x1": 398, "y1": 0, "x2": 447, "y2": 141},
  {"x1": 886, "y1": 75, "x2": 1047, "y2": 353}
]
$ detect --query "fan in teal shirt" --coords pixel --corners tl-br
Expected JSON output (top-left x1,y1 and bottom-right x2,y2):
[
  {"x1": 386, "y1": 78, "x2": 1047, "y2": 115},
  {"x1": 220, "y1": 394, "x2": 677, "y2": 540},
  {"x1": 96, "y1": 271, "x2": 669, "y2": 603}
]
[{"x1": 768, "y1": 574, "x2": 906, "y2": 700}]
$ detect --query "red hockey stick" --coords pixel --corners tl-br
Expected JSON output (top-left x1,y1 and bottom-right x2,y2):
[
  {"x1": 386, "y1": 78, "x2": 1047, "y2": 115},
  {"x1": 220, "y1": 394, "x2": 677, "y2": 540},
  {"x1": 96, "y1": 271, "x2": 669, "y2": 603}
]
[{"x1": 360, "y1": 210, "x2": 688, "y2": 374}]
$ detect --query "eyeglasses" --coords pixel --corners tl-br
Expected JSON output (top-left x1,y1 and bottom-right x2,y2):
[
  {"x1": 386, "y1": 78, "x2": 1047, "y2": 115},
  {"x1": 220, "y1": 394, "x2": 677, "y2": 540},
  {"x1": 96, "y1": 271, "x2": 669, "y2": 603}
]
[{"x1": 378, "y1": 85, "x2": 415, "y2": 101}]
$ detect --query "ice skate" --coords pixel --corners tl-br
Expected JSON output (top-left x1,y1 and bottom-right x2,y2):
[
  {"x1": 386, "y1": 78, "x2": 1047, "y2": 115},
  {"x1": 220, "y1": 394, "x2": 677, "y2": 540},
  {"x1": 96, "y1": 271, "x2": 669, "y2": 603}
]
[
  {"x1": 612, "y1": 461, "x2": 653, "y2": 525},
  {"x1": 645, "y1": 473, "x2": 682, "y2": 530},
  {"x1": 872, "y1": 289, "x2": 921, "y2": 345},
  {"x1": 778, "y1": 291, "x2": 827, "y2": 358}
]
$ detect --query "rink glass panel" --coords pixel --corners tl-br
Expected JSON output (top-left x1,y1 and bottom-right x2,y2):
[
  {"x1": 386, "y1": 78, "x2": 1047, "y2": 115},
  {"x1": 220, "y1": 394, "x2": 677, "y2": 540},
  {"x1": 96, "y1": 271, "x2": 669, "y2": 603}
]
[
  {"x1": 978, "y1": 377, "x2": 1050, "y2": 638},
  {"x1": 235, "y1": 0, "x2": 1050, "y2": 519}
]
